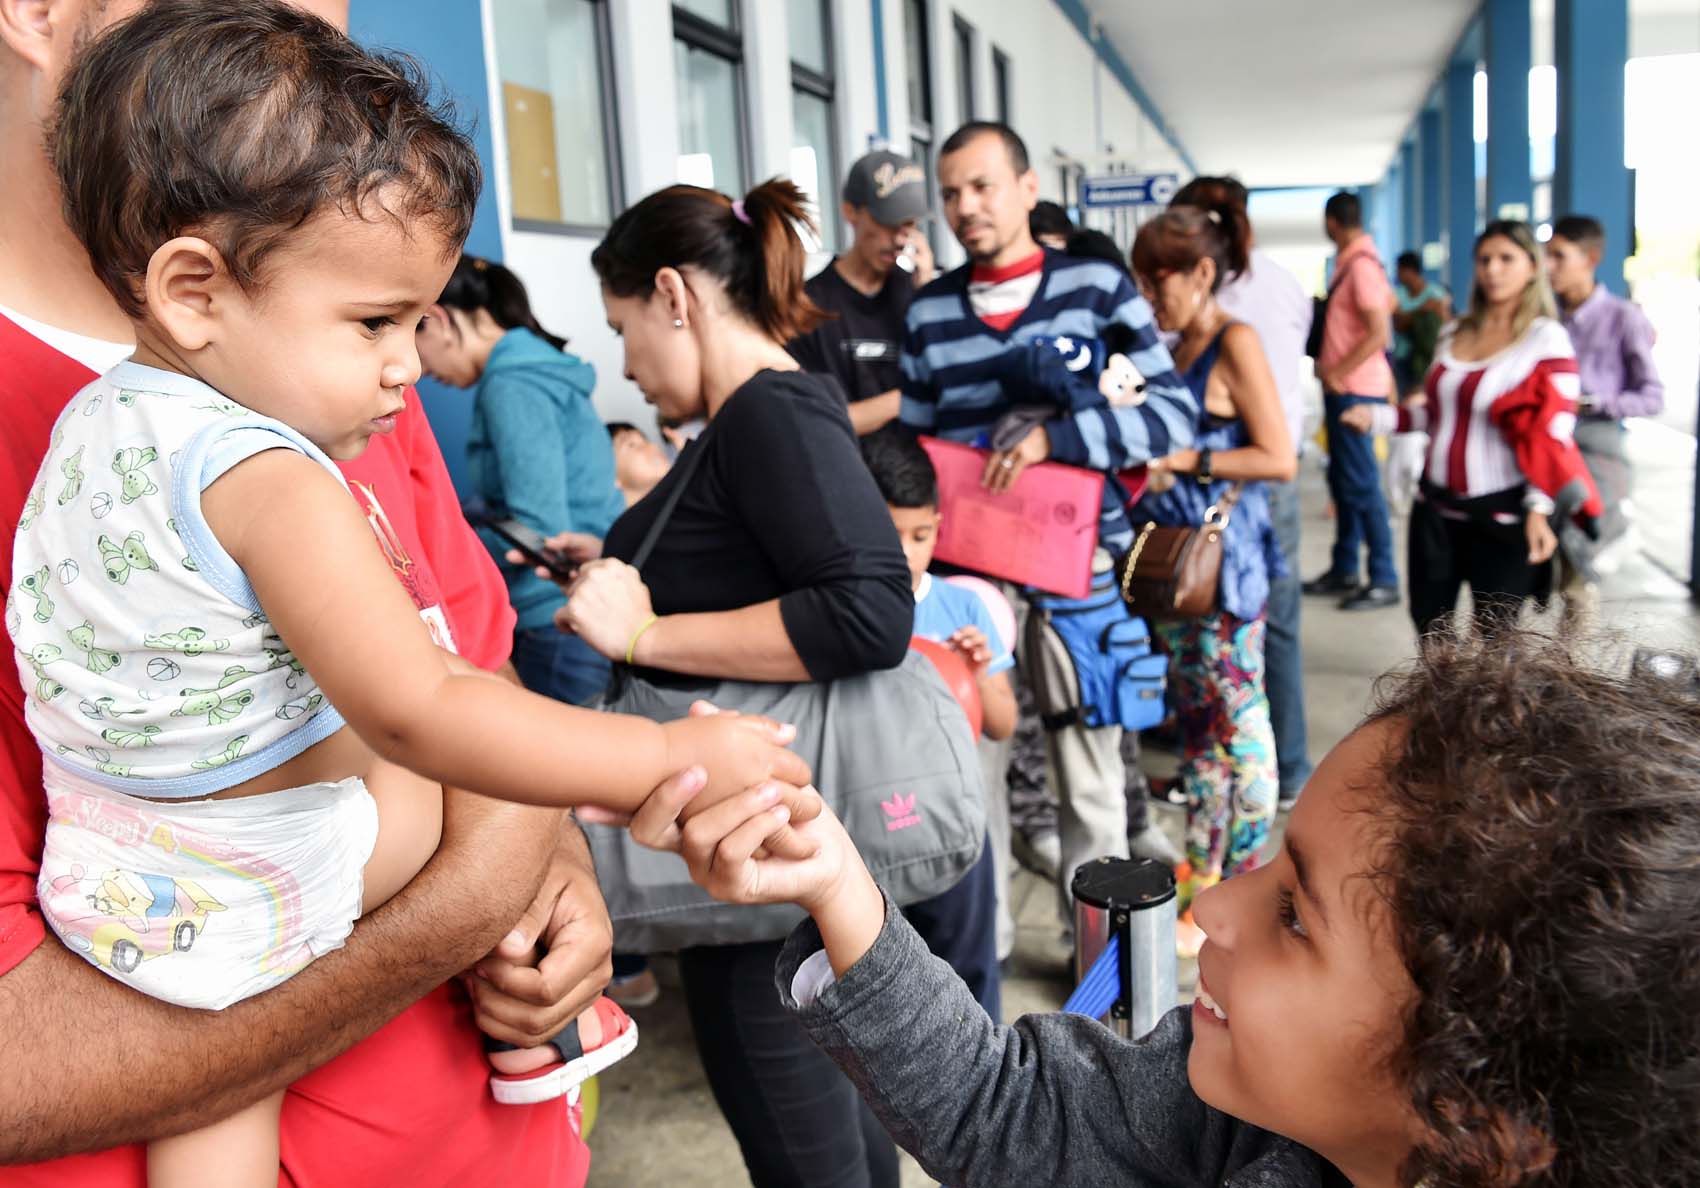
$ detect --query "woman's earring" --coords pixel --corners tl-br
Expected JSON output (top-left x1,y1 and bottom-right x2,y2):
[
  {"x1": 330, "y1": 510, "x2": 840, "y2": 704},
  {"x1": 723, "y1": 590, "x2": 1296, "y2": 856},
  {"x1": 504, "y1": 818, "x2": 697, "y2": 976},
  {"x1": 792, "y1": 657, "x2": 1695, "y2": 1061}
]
[{"x1": 673, "y1": 318, "x2": 684, "y2": 328}]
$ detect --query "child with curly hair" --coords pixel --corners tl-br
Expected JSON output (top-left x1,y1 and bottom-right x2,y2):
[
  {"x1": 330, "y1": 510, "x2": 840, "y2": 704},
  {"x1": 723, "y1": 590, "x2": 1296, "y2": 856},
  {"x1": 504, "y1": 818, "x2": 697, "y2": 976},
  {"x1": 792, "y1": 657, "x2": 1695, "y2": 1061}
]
[{"x1": 670, "y1": 627, "x2": 1700, "y2": 1187}]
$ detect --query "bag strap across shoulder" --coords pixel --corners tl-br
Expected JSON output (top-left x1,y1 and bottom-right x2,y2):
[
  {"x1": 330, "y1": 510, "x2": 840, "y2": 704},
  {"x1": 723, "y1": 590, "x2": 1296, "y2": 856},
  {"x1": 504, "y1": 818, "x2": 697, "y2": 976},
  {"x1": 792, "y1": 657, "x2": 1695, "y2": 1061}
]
[
  {"x1": 630, "y1": 438, "x2": 709, "y2": 573},
  {"x1": 1206, "y1": 481, "x2": 1246, "y2": 528}
]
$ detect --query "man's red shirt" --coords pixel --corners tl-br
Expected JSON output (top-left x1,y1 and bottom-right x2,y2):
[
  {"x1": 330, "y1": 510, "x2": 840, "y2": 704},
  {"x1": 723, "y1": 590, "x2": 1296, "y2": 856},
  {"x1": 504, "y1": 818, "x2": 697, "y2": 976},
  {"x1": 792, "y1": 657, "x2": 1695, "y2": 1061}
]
[{"x1": 0, "y1": 312, "x2": 586, "y2": 1186}]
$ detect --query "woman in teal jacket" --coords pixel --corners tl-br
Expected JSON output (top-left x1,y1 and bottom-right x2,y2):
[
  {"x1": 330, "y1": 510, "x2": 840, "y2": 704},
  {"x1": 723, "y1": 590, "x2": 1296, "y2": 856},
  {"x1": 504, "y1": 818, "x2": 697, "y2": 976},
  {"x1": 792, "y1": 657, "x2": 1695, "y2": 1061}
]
[{"x1": 418, "y1": 255, "x2": 626, "y2": 705}]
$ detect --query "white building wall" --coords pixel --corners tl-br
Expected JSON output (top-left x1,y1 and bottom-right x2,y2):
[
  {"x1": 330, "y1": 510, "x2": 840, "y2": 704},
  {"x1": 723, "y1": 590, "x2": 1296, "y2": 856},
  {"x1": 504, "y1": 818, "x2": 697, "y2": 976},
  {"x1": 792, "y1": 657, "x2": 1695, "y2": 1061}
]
[{"x1": 486, "y1": 0, "x2": 1187, "y2": 433}]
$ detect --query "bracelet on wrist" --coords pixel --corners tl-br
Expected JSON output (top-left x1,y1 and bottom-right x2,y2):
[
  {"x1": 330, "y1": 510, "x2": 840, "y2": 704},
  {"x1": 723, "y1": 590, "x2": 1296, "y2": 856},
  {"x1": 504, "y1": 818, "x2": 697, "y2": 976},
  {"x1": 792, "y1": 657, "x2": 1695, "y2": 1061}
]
[{"x1": 625, "y1": 614, "x2": 659, "y2": 665}]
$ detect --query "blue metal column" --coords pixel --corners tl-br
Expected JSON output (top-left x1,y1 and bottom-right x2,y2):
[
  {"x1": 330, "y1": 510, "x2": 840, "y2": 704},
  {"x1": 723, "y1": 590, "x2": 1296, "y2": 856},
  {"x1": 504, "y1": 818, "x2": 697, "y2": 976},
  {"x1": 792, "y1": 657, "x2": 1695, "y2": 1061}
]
[
  {"x1": 1400, "y1": 137, "x2": 1419, "y2": 253},
  {"x1": 1484, "y1": 0, "x2": 1532, "y2": 221},
  {"x1": 1420, "y1": 106, "x2": 1443, "y2": 282},
  {"x1": 1444, "y1": 59, "x2": 1479, "y2": 305},
  {"x1": 349, "y1": 0, "x2": 502, "y2": 496},
  {"x1": 1554, "y1": 0, "x2": 1630, "y2": 294}
]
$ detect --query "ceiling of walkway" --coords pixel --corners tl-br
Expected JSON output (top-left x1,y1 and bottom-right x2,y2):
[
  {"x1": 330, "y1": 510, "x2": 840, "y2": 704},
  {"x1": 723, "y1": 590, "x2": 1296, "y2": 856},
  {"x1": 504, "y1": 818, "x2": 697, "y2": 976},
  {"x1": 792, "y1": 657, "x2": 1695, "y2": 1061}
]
[
  {"x1": 1097, "y1": 1, "x2": 1481, "y2": 189},
  {"x1": 1098, "y1": 0, "x2": 1700, "y2": 191}
]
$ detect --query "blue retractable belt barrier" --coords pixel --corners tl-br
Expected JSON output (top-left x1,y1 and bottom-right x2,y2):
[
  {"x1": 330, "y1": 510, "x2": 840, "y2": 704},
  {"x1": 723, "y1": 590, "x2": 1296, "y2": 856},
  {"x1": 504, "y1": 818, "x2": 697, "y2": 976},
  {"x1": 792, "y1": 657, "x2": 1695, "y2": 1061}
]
[{"x1": 1061, "y1": 933, "x2": 1122, "y2": 1019}]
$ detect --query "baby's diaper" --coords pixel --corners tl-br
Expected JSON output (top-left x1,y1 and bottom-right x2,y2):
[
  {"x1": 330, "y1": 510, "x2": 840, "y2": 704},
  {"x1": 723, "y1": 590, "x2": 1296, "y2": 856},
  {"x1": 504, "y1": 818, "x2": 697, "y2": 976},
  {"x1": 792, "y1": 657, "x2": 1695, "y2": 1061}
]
[{"x1": 37, "y1": 758, "x2": 378, "y2": 1010}]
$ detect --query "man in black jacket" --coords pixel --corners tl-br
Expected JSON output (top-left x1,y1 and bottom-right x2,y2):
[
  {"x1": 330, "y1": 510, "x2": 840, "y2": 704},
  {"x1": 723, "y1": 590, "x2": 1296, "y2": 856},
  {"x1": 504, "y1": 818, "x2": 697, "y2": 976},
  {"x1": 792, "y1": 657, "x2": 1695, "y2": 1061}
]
[{"x1": 789, "y1": 150, "x2": 935, "y2": 435}]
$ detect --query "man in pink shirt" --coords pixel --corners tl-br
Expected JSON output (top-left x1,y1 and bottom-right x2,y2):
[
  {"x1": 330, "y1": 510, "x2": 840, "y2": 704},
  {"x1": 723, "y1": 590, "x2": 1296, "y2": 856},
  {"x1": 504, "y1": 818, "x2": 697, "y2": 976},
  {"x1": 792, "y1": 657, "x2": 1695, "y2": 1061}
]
[{"x1": 1306, "y1": 191, "x2": 1399, "y2": 610}]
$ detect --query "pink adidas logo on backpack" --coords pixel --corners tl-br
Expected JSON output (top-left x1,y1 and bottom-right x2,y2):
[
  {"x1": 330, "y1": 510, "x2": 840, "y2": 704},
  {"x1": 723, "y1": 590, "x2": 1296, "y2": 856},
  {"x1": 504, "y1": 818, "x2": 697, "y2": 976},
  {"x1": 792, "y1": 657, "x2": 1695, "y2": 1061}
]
[{"x1": 881, "y1": 793, "x2": 921, "y2": 832}]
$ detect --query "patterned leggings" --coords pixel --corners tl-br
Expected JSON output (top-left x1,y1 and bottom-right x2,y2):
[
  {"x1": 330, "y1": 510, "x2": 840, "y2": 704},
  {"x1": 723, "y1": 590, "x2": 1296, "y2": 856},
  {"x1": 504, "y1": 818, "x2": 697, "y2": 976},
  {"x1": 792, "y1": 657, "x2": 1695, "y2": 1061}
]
[{"x1": 1153, "y1": 613, "x2": 1278, "y2": 907}]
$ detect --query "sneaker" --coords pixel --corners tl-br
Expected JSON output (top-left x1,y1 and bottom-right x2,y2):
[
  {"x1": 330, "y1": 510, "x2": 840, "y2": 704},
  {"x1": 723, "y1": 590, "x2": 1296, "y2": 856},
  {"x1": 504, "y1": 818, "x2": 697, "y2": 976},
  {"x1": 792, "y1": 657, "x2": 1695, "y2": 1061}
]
[
  {"x1": 1128, "y1": 822, "x2": 1183, "y2": 867},
  {"x1": 1012, "y1": 827, "x2": 1062, "y2": 879},
  {"x1": 1277, "y1": 786, "x2": 1302, "y2": 812},
  {"x1": 1302, "y1": 571, "x2": 1359, "y2": 596},
  {"x1": 1148, "y1": 776, "x2": 1187, "y2": 810},
  {"x1": 1339, "y1": 584, "x2": 1400, "y2": 611},
  {"x1": 607, "y1": 967, "x2": 661, "y2": 1009},
  {"x1": 490, "y1": 996, "x2": 639, "y2": 1106}
]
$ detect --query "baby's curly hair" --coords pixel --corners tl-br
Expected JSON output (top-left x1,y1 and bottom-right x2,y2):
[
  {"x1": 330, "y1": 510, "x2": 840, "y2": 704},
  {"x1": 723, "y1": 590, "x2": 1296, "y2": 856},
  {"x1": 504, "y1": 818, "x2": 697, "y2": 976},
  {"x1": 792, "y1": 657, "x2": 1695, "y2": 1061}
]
[
  {"x1": 1365, "y1": 630, "x2": 1700, "y2": 1187},
  {"x1": 50, "y1": 0, "x2": 481, "y2": 318}
]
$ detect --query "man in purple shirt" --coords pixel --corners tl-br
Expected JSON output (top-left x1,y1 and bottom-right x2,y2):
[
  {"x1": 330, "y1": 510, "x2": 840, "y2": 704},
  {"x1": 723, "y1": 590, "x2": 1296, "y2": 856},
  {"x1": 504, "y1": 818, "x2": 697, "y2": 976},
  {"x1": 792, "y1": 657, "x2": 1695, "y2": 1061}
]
[{"x1": 1547, "y1": 215, "x2": 1665, "y2": 577}]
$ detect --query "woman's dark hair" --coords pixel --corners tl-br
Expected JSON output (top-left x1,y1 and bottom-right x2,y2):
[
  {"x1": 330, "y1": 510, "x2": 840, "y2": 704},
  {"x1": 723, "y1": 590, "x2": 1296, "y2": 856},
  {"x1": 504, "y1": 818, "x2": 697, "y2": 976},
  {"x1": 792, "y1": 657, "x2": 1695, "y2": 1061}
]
[
  {"x1": 1130, "y1": 202, "x2": 1249, "y2": 293},
  {"x1": 1396, "y1": 250, "x2": 1423, "y2": 274},
  {"x1": 860, "y1": 425, "x2": 937, "y2": 510},
  {"x1": 437, "y1": 255, "x2": 566, "y2": 350},
  {"x1": 590, "y1": 178, "x2": 826, "y2": 343},
  {"x1": 1171, "y1": 174, "x2": 1249, "y2": 215},
  {"x1": 1029, "y1": 200, "x2": 1074, "y2": 242},
  {"x1": 605, "y1": 421, "x2": 641, "y2": 438},
  {"x1": 52, "y1": 0, "x2": 480, "y2": 318},
  {"x1": 1364, "y1": 628, "x2": 1700, "y2": 1187},
  {"x1": 1064, "y1": 228, "x2": 1131, "y2": 278}
]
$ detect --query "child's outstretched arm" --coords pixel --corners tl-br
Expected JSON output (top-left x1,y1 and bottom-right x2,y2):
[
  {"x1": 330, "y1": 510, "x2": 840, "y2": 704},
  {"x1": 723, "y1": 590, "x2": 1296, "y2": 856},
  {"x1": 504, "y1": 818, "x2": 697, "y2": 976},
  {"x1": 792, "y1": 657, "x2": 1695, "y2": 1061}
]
[
  {"x1": 669, "y1": 794, "x2": 1265, "y2": 1188},
  {"x1": 202, "y1": 450, "x2": 815, "y2": 824}
]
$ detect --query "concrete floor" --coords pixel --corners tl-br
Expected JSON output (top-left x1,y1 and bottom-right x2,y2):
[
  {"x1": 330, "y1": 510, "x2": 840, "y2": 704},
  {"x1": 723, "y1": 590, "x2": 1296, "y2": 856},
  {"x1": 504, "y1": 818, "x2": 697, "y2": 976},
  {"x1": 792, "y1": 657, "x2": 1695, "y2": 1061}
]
[{"x1": 584, "y1": 438, "x2": 1700, "y2": 1187}]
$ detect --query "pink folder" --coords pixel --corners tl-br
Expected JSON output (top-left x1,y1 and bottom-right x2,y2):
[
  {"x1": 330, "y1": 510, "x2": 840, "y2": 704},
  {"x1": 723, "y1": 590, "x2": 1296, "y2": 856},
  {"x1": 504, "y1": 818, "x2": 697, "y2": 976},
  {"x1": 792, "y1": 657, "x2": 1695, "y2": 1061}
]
[{"x1": 921, "y1": 437, "x2": 1127, "y2": 598}]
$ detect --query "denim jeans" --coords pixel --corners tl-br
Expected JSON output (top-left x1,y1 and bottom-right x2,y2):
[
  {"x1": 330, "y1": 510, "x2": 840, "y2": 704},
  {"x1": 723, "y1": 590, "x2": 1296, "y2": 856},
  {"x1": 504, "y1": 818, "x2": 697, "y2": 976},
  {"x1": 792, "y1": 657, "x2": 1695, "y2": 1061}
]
[
  {"x1": 510, "y1": 626, "x2": 611, "y2": 708},
  {"x1": 1323, "y1": 393, "x2": 1399, "y2": 588},
  {"x1": 1263, "y1": 477, "x2": 1312, "y2": 795}
]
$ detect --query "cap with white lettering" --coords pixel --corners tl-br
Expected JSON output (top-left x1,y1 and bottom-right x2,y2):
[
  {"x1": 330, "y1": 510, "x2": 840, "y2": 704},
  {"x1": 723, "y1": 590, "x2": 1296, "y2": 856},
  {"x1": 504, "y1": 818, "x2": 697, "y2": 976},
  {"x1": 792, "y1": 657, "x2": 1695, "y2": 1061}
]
[{"x1": 841, "y1": 150, "x2": 930, "y2": 226}]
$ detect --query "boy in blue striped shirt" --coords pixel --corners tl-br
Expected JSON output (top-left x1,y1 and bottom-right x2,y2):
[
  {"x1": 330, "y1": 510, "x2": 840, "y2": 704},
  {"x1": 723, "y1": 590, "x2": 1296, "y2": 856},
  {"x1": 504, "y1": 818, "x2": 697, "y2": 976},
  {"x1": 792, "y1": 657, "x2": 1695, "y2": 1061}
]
[{"x1": 898, "y1": 122, "x2": 1196, "y2": 919}]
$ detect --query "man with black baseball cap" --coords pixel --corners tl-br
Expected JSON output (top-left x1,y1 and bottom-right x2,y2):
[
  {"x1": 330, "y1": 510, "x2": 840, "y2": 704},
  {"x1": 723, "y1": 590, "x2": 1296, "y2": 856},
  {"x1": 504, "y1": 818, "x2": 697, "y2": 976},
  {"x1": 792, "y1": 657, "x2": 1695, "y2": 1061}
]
[{"x1": 788, "y1": 149, "x2": 935, "y2": 435}]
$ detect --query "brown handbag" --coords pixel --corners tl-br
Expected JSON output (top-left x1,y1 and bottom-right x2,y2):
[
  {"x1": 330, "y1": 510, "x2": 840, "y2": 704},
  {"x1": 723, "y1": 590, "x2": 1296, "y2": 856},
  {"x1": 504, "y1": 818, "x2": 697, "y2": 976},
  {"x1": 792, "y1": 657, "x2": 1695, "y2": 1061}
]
[{"x1": 1116, "y1": 484, "x2": 1244, "y2": 620}]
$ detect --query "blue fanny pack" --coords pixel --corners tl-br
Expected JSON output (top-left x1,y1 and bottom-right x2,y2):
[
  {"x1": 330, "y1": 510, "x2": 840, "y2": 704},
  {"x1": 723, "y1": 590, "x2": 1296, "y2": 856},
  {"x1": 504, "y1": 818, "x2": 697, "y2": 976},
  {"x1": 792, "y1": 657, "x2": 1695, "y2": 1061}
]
[{"x1": 1027, "y1": 574, "x2": 1168, "y2": 733}]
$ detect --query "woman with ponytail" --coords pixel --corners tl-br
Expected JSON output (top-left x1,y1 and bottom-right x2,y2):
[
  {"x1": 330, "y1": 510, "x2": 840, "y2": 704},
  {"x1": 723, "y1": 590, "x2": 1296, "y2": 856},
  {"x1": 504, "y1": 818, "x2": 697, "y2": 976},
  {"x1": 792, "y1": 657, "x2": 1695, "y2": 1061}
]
[
  {"x1": 415, "y1": 255, "x2": 625, "y2": 706},
  {"x1": 1130, "y1": 202, "x2": 1295, "y2": 958},
  {"x1": 557, "y1": 180, "x2": 912, "y2": 1187}
]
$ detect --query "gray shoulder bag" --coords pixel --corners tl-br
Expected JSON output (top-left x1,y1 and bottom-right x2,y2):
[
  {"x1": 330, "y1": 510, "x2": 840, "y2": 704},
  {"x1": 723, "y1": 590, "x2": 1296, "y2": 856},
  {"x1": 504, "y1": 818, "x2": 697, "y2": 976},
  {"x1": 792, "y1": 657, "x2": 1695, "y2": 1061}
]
[{"x1": 584, "y1": 440, "x2": 987, "y2": 953}]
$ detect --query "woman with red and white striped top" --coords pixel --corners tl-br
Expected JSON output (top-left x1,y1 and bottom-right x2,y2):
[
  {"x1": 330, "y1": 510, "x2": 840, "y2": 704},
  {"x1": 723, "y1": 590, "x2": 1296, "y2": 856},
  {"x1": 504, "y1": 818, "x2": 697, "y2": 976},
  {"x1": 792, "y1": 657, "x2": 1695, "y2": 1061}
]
[{"x1": 1343, "y1": 221, "x2": 1600, "y2": 634}]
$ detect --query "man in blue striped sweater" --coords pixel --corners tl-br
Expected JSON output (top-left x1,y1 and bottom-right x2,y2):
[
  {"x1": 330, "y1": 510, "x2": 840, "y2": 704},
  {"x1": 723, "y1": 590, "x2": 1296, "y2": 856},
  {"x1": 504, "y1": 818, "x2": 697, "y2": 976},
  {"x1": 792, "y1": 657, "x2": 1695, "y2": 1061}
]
[{"x1": 899, "y1": 121, "x2": 1197, "y2": 923}]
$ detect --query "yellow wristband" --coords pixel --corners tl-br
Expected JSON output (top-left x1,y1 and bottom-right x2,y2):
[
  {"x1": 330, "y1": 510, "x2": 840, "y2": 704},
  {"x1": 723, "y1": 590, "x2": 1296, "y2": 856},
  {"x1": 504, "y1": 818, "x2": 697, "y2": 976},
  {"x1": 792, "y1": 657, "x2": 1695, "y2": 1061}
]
[{"x1": 625, "y1": 614, "x2": 659, "y2": 665}]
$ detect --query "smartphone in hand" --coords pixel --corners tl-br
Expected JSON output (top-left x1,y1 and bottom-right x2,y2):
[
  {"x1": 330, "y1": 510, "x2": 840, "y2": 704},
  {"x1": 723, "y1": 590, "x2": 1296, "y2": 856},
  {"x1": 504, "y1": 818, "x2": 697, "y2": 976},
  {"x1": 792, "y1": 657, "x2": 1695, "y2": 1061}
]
[{"x1": 482, "y1": 517, "x2": 577, "y2": 582}]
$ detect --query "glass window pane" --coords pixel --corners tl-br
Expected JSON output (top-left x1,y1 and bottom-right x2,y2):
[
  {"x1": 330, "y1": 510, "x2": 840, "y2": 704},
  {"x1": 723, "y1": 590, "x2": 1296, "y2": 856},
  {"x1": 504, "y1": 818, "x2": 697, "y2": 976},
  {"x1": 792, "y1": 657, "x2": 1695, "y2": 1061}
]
[
  {"x1": 994, "y1": 49, "x2": 1009, "y2": 124},
  {"x1": 910, "y1": 132, "x2": 939, "y2": 255},
  {"x1": 955, "y1": 22, "x2": 973, "y2": 121},
  {"x1": 791, "y1": 89, "x2": 838, "y2": 253},
  {"x1": 493, "y1": 0, "x2": 615, "y2": 227},
  {"x1": 675, "y1": 40, "x2": 746, "y2": 193},
  {"x1": 676, "y1": 0, "x2": 735, "y2": 28},
  {"x1": 905, "y1": 0, "x2": 930, "y2": 124},
  {"x1": 788, "y1": 0, "x2": 829, "y2": 75}
]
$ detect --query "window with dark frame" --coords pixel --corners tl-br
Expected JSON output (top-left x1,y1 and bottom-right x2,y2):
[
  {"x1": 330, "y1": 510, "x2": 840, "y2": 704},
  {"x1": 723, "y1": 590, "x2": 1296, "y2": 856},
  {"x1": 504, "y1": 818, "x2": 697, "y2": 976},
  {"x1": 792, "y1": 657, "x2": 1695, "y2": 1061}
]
[
  {"x1": 953, "y1": 15, "x2": 974, "y2": 123},
  {"x1": 674, "y1": 3, "x2": 749, "y2": 193},
  {"x1": 789, "y1": 0, "x2": 840, "y2": 253},
  {"x1": 993, "y1": 46, "x2": 1010, "y2": 125},
  {"x1": 492, "y1": 0, "x2": 623, "y2": 234},
  {"x1": 906, "y1": 0, "x2": 939, "y2": 252}
]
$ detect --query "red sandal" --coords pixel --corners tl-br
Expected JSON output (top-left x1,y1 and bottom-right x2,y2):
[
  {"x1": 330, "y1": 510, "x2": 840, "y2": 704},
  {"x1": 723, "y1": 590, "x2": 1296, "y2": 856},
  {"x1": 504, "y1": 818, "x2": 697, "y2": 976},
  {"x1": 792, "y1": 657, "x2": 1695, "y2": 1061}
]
[{"x1": 488, "y1": 996, "x2": 639, "y2": 1106}]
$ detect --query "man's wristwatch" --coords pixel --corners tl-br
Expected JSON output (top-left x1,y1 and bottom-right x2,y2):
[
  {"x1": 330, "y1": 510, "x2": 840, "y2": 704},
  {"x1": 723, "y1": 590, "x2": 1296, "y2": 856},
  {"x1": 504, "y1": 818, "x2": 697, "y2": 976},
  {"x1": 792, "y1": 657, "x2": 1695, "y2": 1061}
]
[{"x1": 1196, "y1": 448, "x2": 1214, "y2": 485}]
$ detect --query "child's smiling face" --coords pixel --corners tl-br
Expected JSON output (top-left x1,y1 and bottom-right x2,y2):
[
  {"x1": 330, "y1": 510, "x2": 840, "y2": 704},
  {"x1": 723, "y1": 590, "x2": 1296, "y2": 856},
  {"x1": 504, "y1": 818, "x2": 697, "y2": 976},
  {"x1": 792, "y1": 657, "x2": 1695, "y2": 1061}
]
[
  {"x1": 140, "y1": 192, "x2": 459, "y2": 460},
  {"x1": 1187, "y1": 720, "x2": 1423, "y2": 1179}
]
